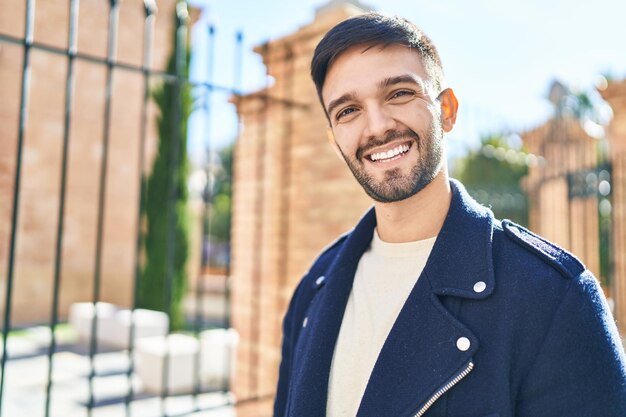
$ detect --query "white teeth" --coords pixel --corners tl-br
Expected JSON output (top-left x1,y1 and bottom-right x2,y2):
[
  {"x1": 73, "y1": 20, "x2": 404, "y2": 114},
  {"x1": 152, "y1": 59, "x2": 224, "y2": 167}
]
[{"x1": 370, "y1": 144, "x2": 410, "y2": 161}]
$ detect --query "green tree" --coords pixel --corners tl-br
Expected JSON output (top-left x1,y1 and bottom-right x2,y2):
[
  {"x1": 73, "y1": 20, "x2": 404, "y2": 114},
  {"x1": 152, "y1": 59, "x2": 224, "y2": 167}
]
[
  {"x1": 138, "y1": 8, "x2": 191, "y2": 330},
  {"x1": 207, "y1": 144, "x2": 233, "y2": 244},
  {"x1": 453, "y1": 135, "x2": 529, "y2": 226}
]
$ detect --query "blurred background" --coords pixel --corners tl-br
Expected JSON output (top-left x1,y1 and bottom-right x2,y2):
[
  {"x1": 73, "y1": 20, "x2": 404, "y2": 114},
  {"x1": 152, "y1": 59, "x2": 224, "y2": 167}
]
[{"x1": 1, "y1": 0, "x2": 626, "y2": 416}]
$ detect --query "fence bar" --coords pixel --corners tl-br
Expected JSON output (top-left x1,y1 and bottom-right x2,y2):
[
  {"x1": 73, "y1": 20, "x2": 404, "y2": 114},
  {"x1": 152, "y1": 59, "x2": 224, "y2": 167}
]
[
  {"x1": 607, "y1": 165, "x2": 615, "y2": 288},
  {"x1": 43, "y1": 0, "x2": 79, "y2": 415},
  {"x1": 87, "y1": 0, "x2": 120, "y2": 414},
  {"x1": 233, "y1": 31, "x2": 243, "y2": 99},
  {"x1": 160, "y1": 4, "x2": 190, "y2": 415},
  {"x1": 223, "y1": 31, "x2": 244, "y2": 335},
  {"x1": 224, "y1": 26, "x2": 243, "y2": 352},
  {"x1": 191, "y1": 22, "x2": 216, "y2": 410},
  {"x1": 0, "y1": 1, "x2": 35, "y2": 415},
  {"x1": 576, "y1": 127, "x2": 586, "y2": 262},
  {"x1": 614, "y1": 157, "x2": 620, "y2": 315},
  {"x1": 214, "y1": 31, "x2": 245, "y2": 399},
  {"x1": 124, "y1": 2, "x2": 157, "y2": 416}
]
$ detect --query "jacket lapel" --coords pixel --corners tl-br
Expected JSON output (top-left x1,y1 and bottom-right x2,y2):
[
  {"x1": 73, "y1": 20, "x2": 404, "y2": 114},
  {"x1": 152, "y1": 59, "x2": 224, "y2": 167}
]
[
  {"x1": 357, "y1": 180, "x2": 496, "y2": 417},
  {"x1": 287, "y1": 209, "x2": 376, "y2": 417}
]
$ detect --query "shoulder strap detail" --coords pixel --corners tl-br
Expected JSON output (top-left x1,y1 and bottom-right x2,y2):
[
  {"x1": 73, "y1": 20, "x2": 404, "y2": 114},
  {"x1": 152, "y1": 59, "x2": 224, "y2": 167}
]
[{"x1": 502, "y1": 220, "x2": 585, "y2": 279}]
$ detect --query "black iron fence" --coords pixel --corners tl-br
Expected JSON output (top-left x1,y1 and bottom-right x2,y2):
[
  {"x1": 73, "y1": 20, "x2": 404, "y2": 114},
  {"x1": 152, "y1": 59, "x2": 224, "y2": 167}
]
[{"x1": 0, "y1": 1, "x2": 243, "y2": 416}]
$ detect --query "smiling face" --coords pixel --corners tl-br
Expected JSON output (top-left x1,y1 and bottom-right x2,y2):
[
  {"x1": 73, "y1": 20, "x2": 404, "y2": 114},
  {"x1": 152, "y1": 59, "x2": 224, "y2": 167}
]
[{"x1": 322, "y1": 44, "x2": 457, "y2": 203}]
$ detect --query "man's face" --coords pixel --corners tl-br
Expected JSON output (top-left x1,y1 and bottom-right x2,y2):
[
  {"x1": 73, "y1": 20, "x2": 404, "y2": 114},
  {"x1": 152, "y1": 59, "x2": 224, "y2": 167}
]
[{"x1": 322, "y1": 44, "x2": 455, "y2": 203}]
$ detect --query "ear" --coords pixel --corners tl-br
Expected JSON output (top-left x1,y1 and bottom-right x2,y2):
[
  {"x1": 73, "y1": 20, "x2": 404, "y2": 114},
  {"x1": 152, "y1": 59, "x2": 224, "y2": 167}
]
[
  {"x1": 438, "y1": 88, "x2": 458, "y2": 133},
  {"x1": 326, "y1": 127, "x2": 344, "y2": 160}
]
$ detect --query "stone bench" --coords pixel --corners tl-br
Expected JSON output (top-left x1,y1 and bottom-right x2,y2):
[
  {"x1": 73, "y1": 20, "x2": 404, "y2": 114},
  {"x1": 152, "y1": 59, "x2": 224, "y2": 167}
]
[
  {"x1": 134, "y1": 329, "x2": 239, "y2": 394},
  {"x1": 200, "y1": 328, "x2": 239, "y2": 389},
  {"x1": 68, "y1": 302, "x2": 118, "y2": 345},
  {"x1": 68, "y1": 302, "x2": 169, "y2": 350},
  {"x1": 100, "y1": 308, "x2": 169, "y2": 350},
  {"x1": 134, "y1": 333, "x2": 200, "y2": 394}
]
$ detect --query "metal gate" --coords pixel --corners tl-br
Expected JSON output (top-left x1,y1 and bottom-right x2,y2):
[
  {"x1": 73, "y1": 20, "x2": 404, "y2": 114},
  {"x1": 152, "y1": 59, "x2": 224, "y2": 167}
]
[
  {"x1": 0, "y1": 1, "x2": 243, "y2": 416},
  {"x1": 519, "y1": 111, "x2": 614, "y2": 292}
]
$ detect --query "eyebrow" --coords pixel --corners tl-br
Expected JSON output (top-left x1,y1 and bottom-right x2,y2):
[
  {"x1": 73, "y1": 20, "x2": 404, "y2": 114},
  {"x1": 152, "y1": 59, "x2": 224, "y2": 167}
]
[
  {"x1": 326, "y1": 92, "x2": 357, "y2": 118},
  {"x1": 378, "y1": 74, "x2": 423, "y2": 90}
]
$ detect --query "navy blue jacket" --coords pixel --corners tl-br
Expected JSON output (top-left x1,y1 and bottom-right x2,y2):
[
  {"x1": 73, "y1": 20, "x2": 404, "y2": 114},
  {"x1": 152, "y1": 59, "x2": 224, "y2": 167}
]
[{"x1": 274, "y1": 180, "x2": 626, "y2": 417}]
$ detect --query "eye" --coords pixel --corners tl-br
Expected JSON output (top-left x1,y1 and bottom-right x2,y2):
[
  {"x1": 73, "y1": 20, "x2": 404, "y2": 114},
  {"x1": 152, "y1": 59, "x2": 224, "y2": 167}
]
[
  {"x1": 336, "y1": 106, "x2": 358, "y2": 121},
  {"x1": 389, "y1": 90, "x2": 415, "y2": 100}
]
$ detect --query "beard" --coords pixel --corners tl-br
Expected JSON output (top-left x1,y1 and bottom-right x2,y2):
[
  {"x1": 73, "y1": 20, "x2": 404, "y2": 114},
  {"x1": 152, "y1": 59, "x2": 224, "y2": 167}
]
[{"x1": 338, "y1": 120, "x2": 444, "y2": 203}]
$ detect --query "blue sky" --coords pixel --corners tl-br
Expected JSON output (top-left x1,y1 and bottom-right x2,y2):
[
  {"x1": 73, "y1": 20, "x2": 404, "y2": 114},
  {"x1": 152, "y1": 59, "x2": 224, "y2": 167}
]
[{"x1": 185, "y1": 0, "x2": 626, "y2": 165}]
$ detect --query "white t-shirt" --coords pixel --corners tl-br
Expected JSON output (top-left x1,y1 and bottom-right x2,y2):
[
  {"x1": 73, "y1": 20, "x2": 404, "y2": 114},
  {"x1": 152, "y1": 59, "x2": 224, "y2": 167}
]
[{"x1": 326, "y1": 229, "x2": 437, "y2": 417}]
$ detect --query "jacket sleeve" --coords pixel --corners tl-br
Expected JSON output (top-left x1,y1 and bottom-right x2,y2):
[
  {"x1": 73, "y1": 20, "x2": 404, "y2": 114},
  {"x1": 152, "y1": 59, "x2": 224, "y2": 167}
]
[
  {"x1": 516, "y1": 271, "x2": 626, "y2": 416},
  {"x1": 273, "y1": 279, "x2": 305, "y2": 417}
]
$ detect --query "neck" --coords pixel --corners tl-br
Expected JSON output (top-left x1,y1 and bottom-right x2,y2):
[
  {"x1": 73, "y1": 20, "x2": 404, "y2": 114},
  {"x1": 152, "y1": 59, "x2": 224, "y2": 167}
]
[{"x1": 374, "y1": 171, "x2": 452, "y2": 243}]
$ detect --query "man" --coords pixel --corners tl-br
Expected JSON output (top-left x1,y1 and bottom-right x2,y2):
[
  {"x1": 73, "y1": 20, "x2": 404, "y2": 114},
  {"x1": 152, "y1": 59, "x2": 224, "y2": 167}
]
[{"x1": 274, "y1": 12, "x2": 626, "y2": 417}]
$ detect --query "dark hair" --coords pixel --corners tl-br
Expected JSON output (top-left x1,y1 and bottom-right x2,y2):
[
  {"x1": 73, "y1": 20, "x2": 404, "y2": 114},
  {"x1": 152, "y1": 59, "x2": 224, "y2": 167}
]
[{"x1": 311, "y1": 12, "x2": 444, "y2": 110}]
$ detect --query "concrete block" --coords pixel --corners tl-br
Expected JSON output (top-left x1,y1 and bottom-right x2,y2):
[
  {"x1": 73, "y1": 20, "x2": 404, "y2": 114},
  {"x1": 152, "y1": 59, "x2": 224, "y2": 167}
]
[
  {"x1": 135, "y1": 334, "x2": 200, "y2": 395},
  {"x1": 200, "y1": 328, "x2": 239, "y2": 389},
  {"x1": 69, "y1": 303, "x2": 169, "y2": 350},
  {"x1": 99, "y1": 308, "x2": 169, "y2": 350},
  {"x1": 68, "y1": 302, "x2": 117, "y2": 344}
]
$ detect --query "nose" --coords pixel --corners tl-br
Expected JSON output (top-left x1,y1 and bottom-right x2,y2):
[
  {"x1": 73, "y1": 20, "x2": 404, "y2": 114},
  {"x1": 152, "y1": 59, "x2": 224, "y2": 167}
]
[{"x1": 364, "y1": 104, "x2": 396, "y2": 139}]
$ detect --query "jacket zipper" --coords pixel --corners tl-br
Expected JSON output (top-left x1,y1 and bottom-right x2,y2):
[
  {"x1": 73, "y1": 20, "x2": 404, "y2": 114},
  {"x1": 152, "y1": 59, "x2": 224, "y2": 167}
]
[{"x1": 413, "y1": 361, "x2": 474, "y2": 417}]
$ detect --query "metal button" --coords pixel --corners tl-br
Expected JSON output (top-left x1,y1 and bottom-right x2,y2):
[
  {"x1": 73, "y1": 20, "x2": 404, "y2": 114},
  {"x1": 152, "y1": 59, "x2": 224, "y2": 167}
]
[
  {"x1": 456, "y1": 337, "x2": 470, "y2": 351},
  {"x1": 315, "y1": 276, "x2": 325, "y2": 286},
  {"x1": 473, "y1": 281, "x2": 487, "y2": 293},
  {"x1": 302, "y1": 317, "x2": 308, "y2": 328}
]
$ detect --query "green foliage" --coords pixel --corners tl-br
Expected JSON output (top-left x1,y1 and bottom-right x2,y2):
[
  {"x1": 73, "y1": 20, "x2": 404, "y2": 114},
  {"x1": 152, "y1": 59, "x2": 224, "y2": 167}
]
[
  {"x1": 208, "y1": 144, "x2": 234, "y2": 244},
  {"x1": 138, "y1": 13, "x2": 191, "y2": 330},
  {"x1": 453, "y1": 135, "x2": 529, "y2": 226},
  {"x1": 209, "y1": 194, "x2": 231, "y2": 244},
  {"x1": 561, "y1": 91, "x2": 597, "y2": 121}
]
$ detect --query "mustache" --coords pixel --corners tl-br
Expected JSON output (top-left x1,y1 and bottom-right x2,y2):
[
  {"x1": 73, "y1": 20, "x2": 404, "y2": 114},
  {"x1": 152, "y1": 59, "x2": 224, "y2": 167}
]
[{"x1": 356, "y1": 129, "x2": 419, "y2": 160}]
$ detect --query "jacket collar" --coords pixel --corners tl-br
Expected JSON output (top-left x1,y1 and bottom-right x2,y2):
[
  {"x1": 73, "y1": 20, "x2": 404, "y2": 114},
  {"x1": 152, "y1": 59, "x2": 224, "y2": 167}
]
[
  {"x1": 326, "y1": 179, "x2": 496, "y2": 299},
  {"x1": 425, "y1": 179, "x2": 495, "y2": 299}
]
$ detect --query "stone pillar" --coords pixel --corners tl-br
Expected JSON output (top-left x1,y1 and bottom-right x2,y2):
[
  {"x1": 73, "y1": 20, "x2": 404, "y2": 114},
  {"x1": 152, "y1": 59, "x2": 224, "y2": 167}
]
[
  {"x1": 600, "y1": 79, "x2": 626, "y2": 333},
  {"x1": 230, "y1": 2, "x2": 373, "y2": 414}
]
